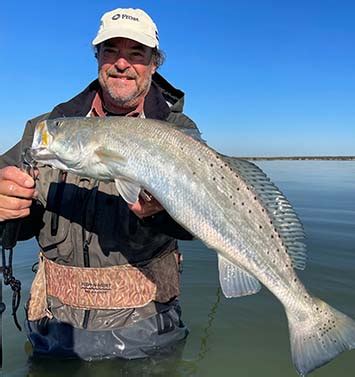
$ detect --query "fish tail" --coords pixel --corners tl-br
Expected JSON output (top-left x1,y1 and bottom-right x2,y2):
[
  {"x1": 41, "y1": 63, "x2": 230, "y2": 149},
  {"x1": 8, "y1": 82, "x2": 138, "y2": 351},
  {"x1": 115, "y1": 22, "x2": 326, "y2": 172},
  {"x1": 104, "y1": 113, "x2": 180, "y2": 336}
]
[{"x1": 287, "y1": 297, "x2": 355, "y2": 376}]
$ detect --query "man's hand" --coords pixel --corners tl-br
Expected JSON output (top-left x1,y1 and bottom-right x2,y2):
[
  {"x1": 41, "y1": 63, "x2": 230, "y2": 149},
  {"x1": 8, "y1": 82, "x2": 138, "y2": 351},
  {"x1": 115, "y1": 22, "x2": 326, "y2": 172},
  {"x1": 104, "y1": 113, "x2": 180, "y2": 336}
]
[
  {"x1": 128, "y1": 190, "x2": 164, "y2": 219},
  {"x1": 0, "y1": 166, "x2": 37, "y2": 222}
]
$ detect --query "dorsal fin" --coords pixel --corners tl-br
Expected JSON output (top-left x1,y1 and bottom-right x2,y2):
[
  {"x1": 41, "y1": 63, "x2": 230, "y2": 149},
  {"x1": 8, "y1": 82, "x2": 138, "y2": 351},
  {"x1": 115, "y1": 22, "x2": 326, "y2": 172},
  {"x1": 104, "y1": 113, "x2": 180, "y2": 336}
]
[
  {"x1": 157, "y1": 119, "x2": 205, "y2": 142},
  {"x1": 219, "y1": 155, "x2": 307, "y2": 270}
]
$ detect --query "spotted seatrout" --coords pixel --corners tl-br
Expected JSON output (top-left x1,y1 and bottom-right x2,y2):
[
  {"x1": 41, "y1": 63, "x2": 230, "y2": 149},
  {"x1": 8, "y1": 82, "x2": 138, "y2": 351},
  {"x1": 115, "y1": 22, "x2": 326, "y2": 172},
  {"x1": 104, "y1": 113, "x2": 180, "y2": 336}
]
[{"x1": 30, "y1": 117, "x2": 355, "y2": 376}]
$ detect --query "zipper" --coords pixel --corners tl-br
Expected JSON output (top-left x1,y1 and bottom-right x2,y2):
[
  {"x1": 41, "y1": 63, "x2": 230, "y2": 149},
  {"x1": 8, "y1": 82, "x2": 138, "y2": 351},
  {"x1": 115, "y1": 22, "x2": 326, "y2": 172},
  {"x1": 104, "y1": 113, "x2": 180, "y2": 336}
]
[
  {"x1": 82, "y1": 233, "x2": 92, "y2": 329},
  {"x1": 81, "y1": 179, "x2": 98, "y2": 330},
  {"x1": 83, "y1": 239, "x2": 90, "y2": 267}
]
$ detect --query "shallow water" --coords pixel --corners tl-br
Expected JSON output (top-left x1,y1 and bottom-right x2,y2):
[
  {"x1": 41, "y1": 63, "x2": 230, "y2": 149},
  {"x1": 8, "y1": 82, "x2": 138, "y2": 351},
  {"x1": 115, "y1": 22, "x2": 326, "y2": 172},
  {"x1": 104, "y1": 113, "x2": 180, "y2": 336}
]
[{"x1": 1, "y1": 161, "x2": 355, "y2": 376}]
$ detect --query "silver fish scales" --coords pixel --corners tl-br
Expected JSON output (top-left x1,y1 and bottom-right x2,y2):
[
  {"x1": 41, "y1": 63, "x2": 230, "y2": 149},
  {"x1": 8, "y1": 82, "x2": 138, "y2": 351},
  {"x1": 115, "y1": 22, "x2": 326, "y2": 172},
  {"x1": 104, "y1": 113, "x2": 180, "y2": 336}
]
[{"x1": 30, "y1": 116, "x2": 355, "y2": 376}]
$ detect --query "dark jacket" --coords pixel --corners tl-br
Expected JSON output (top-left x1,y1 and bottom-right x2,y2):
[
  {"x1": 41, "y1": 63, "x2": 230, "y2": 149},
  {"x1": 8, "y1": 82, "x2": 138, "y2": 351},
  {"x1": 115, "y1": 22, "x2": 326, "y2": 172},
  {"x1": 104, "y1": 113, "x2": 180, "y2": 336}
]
[{"x1": 0, "y1": 73, "x2": 196, "y2": 330}]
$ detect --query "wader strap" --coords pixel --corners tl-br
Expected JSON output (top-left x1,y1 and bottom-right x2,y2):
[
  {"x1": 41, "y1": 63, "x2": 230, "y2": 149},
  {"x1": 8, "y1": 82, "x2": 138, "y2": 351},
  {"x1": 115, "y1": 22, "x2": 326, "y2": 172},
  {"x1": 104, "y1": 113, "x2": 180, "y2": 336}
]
[{"x1": 27, "y1": 251, "x2": 180, "y2": 321}]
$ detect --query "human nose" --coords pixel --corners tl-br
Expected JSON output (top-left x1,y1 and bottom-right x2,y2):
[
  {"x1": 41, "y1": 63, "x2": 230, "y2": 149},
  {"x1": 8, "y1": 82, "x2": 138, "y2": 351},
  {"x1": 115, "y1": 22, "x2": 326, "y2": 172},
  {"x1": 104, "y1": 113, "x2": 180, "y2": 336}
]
[{"x1": 114, "y1": 54, "x2": 131, "y2": 71}]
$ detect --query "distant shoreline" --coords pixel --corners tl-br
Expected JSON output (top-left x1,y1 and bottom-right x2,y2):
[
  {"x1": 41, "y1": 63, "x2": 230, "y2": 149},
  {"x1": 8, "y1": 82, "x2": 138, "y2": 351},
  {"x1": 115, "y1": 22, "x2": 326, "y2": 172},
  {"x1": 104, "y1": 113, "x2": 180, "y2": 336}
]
[{"x1": 238, "y1": 156, "x2": 355, "y2": 161}]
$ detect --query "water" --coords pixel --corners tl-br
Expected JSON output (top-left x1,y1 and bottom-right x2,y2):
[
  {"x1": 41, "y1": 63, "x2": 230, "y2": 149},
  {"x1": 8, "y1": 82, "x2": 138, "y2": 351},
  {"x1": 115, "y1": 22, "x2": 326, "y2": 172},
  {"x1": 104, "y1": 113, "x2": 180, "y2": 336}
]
[{"x1": 1, "y1": 161, "x2": 354, "y2": 377}]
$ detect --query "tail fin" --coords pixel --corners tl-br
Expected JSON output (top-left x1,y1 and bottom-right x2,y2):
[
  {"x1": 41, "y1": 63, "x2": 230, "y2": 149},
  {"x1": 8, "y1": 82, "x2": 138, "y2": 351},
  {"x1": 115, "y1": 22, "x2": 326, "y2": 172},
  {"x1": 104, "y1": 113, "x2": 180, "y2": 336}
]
[{"x1": 287, "y1": 297, "x2": 355, "y2": 376}]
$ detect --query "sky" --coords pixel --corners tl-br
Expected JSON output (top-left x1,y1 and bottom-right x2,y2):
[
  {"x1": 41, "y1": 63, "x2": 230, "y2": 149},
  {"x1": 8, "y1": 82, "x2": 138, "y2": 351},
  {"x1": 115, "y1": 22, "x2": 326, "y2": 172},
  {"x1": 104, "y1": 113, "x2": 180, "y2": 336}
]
[{"x1": 1, "y1": 0, "x2": 354, "y2": 157}]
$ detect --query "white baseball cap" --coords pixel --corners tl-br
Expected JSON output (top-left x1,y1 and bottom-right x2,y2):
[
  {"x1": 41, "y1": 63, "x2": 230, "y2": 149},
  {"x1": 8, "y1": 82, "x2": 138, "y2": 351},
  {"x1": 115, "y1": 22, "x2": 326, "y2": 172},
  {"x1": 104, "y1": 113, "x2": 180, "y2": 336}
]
[{"x1": 92, "y1": 8, "x2": 159, "y2": 48}]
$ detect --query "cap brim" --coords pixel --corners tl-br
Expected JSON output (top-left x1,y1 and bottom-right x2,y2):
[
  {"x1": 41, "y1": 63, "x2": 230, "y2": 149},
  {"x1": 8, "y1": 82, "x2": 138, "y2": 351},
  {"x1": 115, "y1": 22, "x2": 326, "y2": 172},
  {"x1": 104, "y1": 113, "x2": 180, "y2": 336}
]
[{"x1": 92, "y1": 28, "x2": 157, "y2": 48}]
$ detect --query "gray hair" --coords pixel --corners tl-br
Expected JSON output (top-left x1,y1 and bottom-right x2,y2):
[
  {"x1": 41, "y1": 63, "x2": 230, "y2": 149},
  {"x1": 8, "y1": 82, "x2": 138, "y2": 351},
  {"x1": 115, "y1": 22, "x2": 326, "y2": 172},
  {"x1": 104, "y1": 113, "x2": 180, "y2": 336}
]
[{"x1": 151, "y1": 48, "x2": 165, "y2": 69}]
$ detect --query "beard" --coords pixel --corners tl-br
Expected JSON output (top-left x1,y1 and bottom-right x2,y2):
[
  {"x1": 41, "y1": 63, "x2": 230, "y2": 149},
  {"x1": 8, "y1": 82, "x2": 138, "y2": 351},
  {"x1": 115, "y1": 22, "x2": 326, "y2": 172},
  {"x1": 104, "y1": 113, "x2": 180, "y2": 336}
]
[{"x1": 99, "y1": 68, "x2": 152, "y2": 110}]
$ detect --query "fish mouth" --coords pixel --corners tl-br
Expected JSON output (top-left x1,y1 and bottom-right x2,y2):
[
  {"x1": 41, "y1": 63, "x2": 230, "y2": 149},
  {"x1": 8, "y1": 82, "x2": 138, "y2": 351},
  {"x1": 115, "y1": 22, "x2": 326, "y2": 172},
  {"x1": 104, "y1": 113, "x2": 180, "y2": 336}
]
[
  {"x1": 32, "y1": 120, "x2": 53, "y2": 149},
  {"x1": 30, "y1": 120, "x2": 57, "y2": 162},
  {"x1": 30, "y1": 147, "x2": 57, "y2": 161}
]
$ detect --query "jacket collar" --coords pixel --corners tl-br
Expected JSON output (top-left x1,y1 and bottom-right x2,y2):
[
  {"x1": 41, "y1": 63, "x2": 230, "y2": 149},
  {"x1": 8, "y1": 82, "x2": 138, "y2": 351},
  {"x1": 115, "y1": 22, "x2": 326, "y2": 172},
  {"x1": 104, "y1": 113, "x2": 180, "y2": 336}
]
[{"x1": 49, "y1": 73, "x2": 185, "y2": 121}]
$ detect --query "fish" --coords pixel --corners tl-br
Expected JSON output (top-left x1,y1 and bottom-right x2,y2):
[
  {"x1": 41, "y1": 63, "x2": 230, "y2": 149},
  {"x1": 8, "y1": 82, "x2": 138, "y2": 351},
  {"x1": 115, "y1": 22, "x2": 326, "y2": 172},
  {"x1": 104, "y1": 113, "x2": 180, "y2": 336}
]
[{"x1": 30, "y1": 116, "x2": 355, "y2": 376}]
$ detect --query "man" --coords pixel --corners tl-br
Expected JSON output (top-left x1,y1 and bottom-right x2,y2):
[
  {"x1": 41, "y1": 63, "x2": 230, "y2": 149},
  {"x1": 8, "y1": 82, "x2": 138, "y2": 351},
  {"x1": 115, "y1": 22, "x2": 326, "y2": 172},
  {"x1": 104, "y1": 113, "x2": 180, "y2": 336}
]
[{"x1": 0, "y1": 8, "x2": 197, "y2": 360}]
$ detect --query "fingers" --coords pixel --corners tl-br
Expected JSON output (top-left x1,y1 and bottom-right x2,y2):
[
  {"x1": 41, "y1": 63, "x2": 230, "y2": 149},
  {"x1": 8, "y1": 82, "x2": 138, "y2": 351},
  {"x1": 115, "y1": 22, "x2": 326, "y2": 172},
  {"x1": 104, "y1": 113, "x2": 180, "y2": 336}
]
[
  {"x1": 0, "y1": 166, "x2": 37, "y2": 221},
  {"x1": 0, "y1": 206, "x2": 32, "y2": 222},
  {"x1": 0, "y1": 180, "x2": 37, "y2": 200},
  {"x1": 128, "y1": 192, "x2": 164, "y2": 219},
  {"x1": 0, "y1": 166, "x2": 36, "y2": 188}
]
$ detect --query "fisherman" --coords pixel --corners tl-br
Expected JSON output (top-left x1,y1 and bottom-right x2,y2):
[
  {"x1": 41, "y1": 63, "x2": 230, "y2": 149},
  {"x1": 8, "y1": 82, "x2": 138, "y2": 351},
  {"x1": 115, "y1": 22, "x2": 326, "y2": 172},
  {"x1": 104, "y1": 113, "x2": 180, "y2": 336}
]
[{"x1": 0, "y1": 7, "x2": 197, "y2": 360}]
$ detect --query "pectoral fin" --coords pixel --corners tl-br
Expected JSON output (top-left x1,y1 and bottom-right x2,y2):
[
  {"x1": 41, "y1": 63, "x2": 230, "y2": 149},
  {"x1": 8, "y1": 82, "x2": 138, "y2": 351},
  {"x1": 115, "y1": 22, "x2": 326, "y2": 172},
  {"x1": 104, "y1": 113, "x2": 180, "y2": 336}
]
[
  {"x1": 218, "y1": 254, "x2": 261, "y2": 298},
  {"x1": 95, "y1": 146, "x2": 126, "y2": 163},
  {"x1": 94, "y1": 147, "x2": 140, "y2": 204},
  {"x1": 114, "y1": 178, "x2": 141, "y2": 204}
]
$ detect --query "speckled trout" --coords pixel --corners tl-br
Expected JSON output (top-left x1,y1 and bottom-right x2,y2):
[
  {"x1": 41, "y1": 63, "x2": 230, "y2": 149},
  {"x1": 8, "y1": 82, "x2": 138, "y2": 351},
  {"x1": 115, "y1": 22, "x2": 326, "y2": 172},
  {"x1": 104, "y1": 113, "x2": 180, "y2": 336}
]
[{"x1": 30, "y1": 117, "x2": 355, "y2": 376}]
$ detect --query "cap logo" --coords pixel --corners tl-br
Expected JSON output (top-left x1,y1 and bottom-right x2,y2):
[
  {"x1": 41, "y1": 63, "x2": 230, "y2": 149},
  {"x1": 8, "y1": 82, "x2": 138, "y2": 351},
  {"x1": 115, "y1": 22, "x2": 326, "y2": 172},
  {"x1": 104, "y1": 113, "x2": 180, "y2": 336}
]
[
  {"x1": 92, "y1": 8, "x2": 159, "y2": 47},
  {"x1": 112, "y1": 13, "x2": 139, "y2": 22}
]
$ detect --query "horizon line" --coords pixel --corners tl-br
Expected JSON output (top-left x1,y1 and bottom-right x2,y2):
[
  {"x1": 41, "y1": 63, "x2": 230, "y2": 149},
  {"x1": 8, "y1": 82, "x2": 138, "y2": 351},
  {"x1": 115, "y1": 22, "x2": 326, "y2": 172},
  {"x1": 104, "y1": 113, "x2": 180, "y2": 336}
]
[{"x1": 236, "y1": 156, "x2": 355, "y2": 161}]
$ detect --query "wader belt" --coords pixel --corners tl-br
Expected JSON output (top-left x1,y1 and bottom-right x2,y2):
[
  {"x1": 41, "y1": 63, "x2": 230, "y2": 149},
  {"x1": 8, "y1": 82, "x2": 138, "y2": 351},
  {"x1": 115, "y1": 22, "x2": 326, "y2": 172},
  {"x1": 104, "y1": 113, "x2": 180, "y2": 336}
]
[{"x1": 27, "y1": 251, "x2": 180, "y2": 321}]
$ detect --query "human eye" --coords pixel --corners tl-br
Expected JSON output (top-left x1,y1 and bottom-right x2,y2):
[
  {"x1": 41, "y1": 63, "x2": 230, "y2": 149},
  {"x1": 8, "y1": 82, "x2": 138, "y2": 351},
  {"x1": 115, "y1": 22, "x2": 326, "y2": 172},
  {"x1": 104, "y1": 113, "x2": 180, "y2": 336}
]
[
  {"x1": 102, "y1": 46, "x2": 118, "y2": 56},
  {"x1": 131, "y1": 50, "x2": 144, "y2": 58},
  {"x1": 130, "y1": 49, "x2": 149, "y2": 63}
]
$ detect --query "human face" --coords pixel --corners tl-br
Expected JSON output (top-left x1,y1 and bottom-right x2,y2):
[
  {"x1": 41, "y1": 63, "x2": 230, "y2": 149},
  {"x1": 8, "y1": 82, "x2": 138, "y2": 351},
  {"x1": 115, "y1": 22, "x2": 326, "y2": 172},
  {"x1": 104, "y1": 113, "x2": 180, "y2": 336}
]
[{"x1": 97, "y1": 38, "x2": 157, "y2": 113}]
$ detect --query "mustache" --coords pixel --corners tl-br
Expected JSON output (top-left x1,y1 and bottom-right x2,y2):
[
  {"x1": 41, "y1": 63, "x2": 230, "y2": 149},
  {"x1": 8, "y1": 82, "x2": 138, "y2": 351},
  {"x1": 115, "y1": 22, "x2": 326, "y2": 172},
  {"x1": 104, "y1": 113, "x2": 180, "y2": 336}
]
[{"x1": 107, "y1": 68, "x2": 137, "y2": 80}]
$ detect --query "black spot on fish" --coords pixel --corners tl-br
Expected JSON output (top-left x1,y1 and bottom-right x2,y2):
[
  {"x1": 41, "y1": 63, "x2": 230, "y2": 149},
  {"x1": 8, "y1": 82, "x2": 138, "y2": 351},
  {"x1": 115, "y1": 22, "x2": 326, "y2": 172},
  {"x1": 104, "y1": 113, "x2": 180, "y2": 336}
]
[{"x1": 210, "y1": 163, "x2": 214, "y2": 167}]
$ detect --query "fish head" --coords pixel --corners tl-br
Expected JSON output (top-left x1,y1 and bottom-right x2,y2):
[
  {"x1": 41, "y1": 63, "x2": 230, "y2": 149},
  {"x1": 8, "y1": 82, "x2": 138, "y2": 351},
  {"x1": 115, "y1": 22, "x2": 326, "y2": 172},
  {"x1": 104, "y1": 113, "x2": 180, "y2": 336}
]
[
  {"x1": 30, "y1": 118, "x2": 129, "y2": 180},
  {"x1": 30, "y1": 118, "x2": 95, "y2": 173}
]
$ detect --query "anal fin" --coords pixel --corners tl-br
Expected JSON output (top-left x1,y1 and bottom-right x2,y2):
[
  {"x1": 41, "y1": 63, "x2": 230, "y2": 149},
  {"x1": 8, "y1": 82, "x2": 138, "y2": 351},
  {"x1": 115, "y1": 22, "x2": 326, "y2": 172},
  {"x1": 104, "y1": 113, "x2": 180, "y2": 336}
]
[{"x1": 218, "y1": 254, "x2": 261, "y2": 298}]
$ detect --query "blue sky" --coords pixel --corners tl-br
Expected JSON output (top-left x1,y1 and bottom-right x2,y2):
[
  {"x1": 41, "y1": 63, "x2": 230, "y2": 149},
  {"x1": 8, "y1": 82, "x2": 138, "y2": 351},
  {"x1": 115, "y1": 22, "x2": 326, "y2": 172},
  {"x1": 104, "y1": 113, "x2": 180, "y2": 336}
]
[{"x1": 1, "y1": 1, "x2": 354, "y2": 156}]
